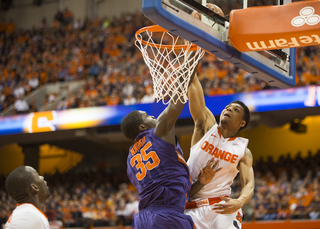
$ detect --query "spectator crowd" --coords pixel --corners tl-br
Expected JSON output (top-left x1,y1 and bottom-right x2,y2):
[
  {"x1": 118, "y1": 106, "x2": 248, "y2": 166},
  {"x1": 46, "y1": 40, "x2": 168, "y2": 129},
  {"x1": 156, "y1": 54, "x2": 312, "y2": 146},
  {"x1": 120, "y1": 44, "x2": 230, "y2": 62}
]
[{"x1": 0, "y1": 1, "x2": 319, "y2": 115}]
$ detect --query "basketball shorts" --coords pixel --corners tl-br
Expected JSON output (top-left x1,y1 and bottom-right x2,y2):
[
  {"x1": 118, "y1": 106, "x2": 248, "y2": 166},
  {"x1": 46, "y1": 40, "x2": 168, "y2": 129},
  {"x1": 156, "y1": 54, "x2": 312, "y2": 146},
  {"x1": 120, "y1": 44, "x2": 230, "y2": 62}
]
[
  {"x1": 134, "y1": 205, "x2": 195, "y2": 229},
  {"x1": 184, "y1": 198, "x2": 243, "y2": 229}
]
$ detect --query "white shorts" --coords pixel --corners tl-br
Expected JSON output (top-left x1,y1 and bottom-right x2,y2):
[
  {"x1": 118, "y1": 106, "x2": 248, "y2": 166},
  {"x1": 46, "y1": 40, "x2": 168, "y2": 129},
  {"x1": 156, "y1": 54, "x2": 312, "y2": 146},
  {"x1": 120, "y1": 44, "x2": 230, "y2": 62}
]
[{"x1": 184, "y1": 198, "x2": 242, "y2": 229}]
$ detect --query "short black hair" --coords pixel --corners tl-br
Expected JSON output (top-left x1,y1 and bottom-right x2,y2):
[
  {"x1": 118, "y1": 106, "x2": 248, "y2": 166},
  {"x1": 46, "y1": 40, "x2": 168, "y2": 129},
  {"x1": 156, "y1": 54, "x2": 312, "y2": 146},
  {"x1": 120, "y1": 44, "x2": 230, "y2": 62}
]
[
  {"x1": 230, "y1": 100, "x2": 250, "y2": 132},
  {"x1": 5, "y1": 166, "x2": 34, "y2": 203},
  {"x1": 121, "y1": 111, "x2": 144, "y2": 141}
]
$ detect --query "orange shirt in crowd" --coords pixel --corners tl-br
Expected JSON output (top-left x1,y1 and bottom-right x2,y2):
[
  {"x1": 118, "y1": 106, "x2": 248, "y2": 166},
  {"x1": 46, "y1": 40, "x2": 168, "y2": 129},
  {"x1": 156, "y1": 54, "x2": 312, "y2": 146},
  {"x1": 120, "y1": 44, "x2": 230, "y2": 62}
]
[
  {"x1": 6, "y1": 22, "x2": 15, "y2": 34},
  {"x1": 216, "y1": 67, "x2": 228, "y2": 79},
  {"x1": 209, "y1": 87, "x2": 223, "y2": 96},
  {"x1": 302, "y1": 71, "x2": 320, "y2": 84},
  {"x1": 106, "y1": 94, "x2": 119, "y2": 106},
  {"x1": 0, "y1": 21, "x2": 6, "y2": 32}
]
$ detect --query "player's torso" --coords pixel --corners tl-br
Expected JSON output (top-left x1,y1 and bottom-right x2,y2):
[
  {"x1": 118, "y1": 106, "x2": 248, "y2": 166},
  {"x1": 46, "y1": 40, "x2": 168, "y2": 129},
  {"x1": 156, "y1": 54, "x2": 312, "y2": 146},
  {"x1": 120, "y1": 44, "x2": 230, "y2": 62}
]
[
  {"x1": 187, "y1": 124, "x2": 248, "y2": 200},
  {"x1": 5, "y1": 204, "x2": 49, "y2": 229},
  {"x1": 127, "y1": 129, "x2": 191, "y2": 210}
]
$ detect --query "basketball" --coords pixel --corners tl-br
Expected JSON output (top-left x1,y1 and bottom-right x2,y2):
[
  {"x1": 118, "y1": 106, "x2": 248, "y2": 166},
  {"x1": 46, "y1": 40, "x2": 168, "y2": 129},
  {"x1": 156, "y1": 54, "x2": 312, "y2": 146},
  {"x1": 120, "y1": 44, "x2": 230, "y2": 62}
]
[{"x1": 191, "y1": 3, "x2": 225, "y2": 21}]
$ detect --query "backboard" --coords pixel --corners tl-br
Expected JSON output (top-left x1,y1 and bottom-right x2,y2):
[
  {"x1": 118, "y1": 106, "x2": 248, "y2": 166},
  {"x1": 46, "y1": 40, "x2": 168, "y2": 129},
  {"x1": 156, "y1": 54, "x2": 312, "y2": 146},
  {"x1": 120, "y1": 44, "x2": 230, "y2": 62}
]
[{"x1": 141, "y1": 0, "x2": 296, "y2": 88}]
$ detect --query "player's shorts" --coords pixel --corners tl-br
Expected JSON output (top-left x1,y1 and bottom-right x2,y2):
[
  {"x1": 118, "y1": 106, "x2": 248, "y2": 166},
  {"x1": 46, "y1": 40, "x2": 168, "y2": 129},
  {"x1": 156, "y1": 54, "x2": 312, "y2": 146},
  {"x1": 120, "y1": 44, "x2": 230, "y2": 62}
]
[
  {"x1": 184, "y1": 197, "x2": 243, "y2": 229},
  {"x1": 134, "y1": 205, "x2": 195, "y2": 229}
]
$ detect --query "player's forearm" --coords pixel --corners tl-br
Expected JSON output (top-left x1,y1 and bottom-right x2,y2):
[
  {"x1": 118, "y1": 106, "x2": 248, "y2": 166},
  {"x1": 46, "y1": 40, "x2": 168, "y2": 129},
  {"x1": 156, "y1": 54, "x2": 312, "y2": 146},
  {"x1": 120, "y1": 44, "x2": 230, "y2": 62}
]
[
  {"x1": 237, "y1": 181, "x2": 254, "y2": 206},
  {"x1": 189, "y1": 180, "x2": 205, "y2": 198},
  {"x1": 188, "y1": 76, "x2": 206, "y2": 121}
]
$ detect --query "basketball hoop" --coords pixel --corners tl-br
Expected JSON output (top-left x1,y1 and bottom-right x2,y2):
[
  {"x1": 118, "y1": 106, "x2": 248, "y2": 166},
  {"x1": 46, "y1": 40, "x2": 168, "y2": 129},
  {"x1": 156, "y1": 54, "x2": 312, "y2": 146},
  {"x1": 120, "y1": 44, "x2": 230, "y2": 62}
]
[{"x1": 135, "y1": 25, "x2": 205, "y2": 104}]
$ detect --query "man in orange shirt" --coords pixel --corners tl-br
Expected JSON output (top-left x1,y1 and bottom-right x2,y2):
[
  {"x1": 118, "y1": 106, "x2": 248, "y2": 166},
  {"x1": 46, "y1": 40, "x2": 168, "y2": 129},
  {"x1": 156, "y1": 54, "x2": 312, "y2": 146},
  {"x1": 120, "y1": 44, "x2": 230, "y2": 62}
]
[{"x1": 5, "y1": 166, "x2": 50, "y2": 229}]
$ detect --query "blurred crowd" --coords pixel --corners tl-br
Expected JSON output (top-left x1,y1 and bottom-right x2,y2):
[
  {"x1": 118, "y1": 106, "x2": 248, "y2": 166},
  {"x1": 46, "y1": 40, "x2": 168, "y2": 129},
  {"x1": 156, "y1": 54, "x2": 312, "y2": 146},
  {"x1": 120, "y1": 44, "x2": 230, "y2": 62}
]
[
  {"x1": 1, "y1": 150, "x2": 320, "y2": 229},
  {"x1": 0, "y1": 3, "x2": 319, "y2": 115},
  {"x1": 234, "y1": 150, "x2": 320, "y2": 222}
]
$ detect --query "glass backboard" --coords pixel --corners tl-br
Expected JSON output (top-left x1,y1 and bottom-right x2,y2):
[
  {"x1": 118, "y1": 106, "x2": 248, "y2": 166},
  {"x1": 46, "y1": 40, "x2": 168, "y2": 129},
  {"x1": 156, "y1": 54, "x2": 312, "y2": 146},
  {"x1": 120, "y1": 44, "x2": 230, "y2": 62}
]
[{"x1": 141, "y1": 0, "x2": 296, "y2": 88}]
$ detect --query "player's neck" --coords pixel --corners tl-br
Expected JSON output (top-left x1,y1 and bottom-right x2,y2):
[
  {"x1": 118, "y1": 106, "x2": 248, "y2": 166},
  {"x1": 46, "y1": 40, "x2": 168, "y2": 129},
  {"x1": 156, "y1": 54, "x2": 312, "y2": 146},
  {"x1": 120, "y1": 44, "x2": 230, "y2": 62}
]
[
  {"x1": 21, "y1": 197, "x2": 45, "y2": 212},
  {"x1": 218, "y1": 125, "x2": 237, "y2": 139}
]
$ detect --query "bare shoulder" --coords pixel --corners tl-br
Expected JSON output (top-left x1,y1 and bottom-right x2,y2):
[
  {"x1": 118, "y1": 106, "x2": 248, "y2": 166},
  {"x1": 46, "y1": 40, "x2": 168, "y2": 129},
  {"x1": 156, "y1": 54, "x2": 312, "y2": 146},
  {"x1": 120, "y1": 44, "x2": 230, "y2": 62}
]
[
  {"x1": 239, "y1": 148, "x2": 253, "y2": 168},
  {"x1": 244, "y1": 148, "x2": 253, "y2": 159}
]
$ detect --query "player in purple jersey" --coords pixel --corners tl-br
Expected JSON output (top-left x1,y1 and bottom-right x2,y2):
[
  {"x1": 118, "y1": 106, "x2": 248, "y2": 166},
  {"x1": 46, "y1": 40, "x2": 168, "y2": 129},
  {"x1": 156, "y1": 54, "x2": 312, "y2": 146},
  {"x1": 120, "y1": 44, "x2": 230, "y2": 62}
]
[{"x1": 121, "y1": 66, "x2": 220, "y2": 228}]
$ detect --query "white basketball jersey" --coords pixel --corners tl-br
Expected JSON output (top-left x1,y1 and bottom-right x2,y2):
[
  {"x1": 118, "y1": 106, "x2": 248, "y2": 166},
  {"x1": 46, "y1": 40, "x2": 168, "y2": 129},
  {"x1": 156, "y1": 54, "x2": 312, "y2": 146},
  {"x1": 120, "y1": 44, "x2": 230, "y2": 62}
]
[
  {"x1": 5, "y1": 203, "x2": 49, "y2": 229},
  {"x1": 187, "y1": 123, "x2": 248, "y2": 201}
]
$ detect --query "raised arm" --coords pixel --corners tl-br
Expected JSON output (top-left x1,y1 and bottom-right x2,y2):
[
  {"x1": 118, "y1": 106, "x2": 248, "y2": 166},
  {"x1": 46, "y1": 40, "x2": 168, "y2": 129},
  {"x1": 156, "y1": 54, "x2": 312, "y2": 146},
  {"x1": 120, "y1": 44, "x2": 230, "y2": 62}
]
[
  {"x1": 154, "y1": 58, "x2": 200, "y2": 144},
  {"x1": 188, "y1": 75, "x2": 216, "y2": 147},
  {"x1": 154, "y1": 100, "x2": 185, "y2": 145}
]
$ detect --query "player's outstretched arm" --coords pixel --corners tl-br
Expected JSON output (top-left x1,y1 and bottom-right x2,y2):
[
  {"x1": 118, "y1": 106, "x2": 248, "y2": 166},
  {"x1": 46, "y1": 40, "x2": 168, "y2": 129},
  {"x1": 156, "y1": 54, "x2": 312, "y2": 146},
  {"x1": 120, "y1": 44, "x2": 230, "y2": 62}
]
[
  {"x1": 154, "y1": 59, "x2": 199, "y2": 144},
  {"x1": 212, "y1": 148, "x2": 254, "y2": 214},
  {"x1": 154, "y1": 100, "x2": 185, "y2": 144},
  {"x1": 188, "y1": 75, "x2": 216, "y2": 147}
]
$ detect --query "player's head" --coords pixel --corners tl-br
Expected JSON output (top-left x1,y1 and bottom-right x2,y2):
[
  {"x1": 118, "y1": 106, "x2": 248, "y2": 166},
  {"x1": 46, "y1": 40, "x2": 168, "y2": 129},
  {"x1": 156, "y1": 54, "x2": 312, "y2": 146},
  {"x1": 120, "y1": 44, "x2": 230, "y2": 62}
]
[
  {"x1": 5, "y1": 166, "x2": 50, "y2": 204},
  {"x1": 121, "y1": 110, "x2": 157, "y2": 141},
  {"x1": 220, "y1": 100, "x2": 250, "y2": 132}
]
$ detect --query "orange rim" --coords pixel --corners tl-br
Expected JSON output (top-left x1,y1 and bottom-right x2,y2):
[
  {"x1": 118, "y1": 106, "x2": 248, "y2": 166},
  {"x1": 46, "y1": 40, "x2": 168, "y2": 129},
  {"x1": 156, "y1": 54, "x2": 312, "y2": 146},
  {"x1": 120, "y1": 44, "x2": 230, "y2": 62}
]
[{"x1": 135, "y1": 25, "x2": 200, "y2": 51}]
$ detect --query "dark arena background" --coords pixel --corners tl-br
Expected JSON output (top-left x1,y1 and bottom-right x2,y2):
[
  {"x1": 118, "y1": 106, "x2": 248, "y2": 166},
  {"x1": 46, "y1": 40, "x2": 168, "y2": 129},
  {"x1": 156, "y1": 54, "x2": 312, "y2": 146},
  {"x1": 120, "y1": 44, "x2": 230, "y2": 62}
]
[{"x1": 0, "y1": 0, "x2": 320, "y2": 228}]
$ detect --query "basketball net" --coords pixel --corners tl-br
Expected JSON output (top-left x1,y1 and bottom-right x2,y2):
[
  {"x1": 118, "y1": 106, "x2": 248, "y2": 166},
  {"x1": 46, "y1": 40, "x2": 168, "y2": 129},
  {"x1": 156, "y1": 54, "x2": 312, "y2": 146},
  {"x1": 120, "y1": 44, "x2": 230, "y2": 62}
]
[{"x1": 135, "y1": 25, "x2": 205, "y2": 104}]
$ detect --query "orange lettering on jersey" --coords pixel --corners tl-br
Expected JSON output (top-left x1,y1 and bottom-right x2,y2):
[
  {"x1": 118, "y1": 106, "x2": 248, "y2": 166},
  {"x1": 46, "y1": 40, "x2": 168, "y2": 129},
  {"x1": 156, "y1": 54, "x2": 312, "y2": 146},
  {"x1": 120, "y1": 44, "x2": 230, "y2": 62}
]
[
  {"x1": 230, "y1": 154, "x2": 239, "y2": 163},
  {"x1": 201, "y1": 141, "x2": 209, "y2": 150},
  {"x1": 216, "y1": 150, "x2": 225, "y2": 160},
  {"x1": 211, "y1": 148, "x2": 218, "y2": 156},
  {"x1": 224, "y1": 152, "x2": 231, "y2": 162},
  {"x1": 130, "y1": 136, "x2": 146, "y2": 156},
  {"x1": 200, "y1": 140, "x2": 238, "y2": 164},
  {"x1": 207, "y1": 144, "x2": 215, "y2": 155}
]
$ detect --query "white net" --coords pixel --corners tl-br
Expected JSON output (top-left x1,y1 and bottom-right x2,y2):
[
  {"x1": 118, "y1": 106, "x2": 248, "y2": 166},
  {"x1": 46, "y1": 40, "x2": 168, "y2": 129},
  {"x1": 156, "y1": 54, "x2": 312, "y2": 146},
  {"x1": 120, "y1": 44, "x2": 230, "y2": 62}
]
[{"x1": 135, "y1": 26, "x2": 205, "y2": 104}]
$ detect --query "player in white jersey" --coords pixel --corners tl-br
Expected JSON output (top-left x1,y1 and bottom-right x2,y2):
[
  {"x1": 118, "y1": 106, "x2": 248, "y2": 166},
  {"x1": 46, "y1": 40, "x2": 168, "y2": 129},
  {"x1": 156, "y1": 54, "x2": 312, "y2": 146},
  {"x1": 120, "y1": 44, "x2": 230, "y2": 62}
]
[
  {"x1": 185, "y1": 75, "x2": 255, "y2": 229},
  {"x1": 5, "y1": 166, "x2": 50, "y2": 229}
]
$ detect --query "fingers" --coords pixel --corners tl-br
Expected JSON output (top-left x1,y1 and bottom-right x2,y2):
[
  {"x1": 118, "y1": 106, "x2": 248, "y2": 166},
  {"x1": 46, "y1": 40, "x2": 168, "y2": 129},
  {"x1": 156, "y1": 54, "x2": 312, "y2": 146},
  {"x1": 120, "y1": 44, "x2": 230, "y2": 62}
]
[
  {"x1": 212, "y1": 203, "x2": 233, "y2": 214},
  {"x1": 209, "y1": 160, "x2": 217, "y2": 168},
  {"x1": 210, "y1": 160, "x2": 222, "y2": 172},
  {"x1": 207, "y1": 158, "x2": 218, "y2": 166},
  {"x1": 212, "y1": 205, "x2": 225, "y2": 214},
  {"x1": 213, "y1": 209, "x2": 232, "y2": 214},
  {"x1": 212, "y1": 203, "x2": 227, "y2": 214},
  {"x1": 215, "y1": 167, "x2": 223, "y2": 172},
  {"x1": 184, "y1": 39, "x2": 190, "y2": 45},
  {"x1": 212, "y1": 206, "x2": 236, "y2": 214},
  {"x1": 204, "y1": 158, "x2": 223, "y2": 174},
  {"x1": 212, "y1": 196, "x2": 240, "y2": 214},
  {"x1": 220, "y1": 195, "x2": 229, "y2": 201},
  {"x1": 210, "y1": 160, "x2": 219, "y2": 170}
]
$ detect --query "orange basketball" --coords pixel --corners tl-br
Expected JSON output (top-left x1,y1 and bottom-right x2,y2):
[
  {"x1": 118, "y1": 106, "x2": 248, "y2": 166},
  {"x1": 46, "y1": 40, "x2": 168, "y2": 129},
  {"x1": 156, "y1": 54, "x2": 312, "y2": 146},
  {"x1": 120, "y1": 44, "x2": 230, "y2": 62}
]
[{"x1": 191, "y1": 3, "x2": 225, "y2": 21}]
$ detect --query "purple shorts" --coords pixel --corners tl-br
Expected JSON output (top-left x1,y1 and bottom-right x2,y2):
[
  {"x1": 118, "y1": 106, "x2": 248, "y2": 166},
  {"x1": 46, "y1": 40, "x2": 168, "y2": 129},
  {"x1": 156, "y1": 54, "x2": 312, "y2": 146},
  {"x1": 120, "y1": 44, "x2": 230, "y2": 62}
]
[{"x1": 134, "y1": 205, "x2": 195, "y2": 229}]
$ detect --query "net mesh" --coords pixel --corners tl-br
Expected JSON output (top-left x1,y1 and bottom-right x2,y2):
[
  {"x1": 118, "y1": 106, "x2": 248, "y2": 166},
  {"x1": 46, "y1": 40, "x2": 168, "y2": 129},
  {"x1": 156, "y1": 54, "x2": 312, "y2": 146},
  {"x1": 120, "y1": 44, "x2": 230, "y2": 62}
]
[{"x1": 135, "y1": 26, "x2": 205, "y2": 104}]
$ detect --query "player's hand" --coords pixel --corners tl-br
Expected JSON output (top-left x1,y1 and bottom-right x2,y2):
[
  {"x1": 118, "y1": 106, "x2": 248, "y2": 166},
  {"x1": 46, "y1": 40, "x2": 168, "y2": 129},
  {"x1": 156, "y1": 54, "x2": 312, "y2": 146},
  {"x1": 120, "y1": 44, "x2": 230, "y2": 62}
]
[
  {"x1": 198, "y1": 158, "x2": 222, "y2": 185},
  {"x1": 212, "y1": 195, "x2": 243, "y2": 214}
]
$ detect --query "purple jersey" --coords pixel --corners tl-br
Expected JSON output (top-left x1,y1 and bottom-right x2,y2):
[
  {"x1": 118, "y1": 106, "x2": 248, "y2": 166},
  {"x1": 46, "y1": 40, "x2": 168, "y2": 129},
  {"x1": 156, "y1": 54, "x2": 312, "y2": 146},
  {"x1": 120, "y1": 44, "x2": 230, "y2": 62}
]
[{"x1": 127, "y1": 128, "x2": 191, "y2": 211}]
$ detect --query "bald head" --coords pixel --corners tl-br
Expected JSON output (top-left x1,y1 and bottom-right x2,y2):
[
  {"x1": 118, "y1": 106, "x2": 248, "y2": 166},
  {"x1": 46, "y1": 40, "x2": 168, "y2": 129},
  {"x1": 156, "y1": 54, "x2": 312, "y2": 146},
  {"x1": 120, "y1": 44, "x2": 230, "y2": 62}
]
[
  {"x1": 5, "y1": 166, "x2": 35, "y2": 203},
  {"x1": 121, "y1": 110, "x2": 144, "y2": 140}
]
